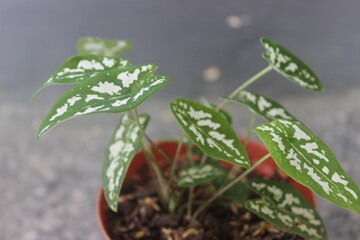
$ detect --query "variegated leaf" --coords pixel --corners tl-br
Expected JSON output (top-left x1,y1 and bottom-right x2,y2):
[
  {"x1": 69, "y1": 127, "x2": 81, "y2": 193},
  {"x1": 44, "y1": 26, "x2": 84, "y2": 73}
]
[
  {"x1": 32, "y1": 56, "x2": 131, "y2": 100},
  {"x1": 38, "y1": 64, "x2": 170, "y2": 138},
  {"x1": 254, "y1": 120, "x2": 360, "y2": 214},
  {"x1": 223, "y1": 91, "x2": 298, "y2": 122},
  {"x1": 170, "y1": 99, "x2": 250, "y2": 168},
  {"x1": 245, "y1": 179, "x2": 326, "y2": 240},
  {"x1": 77, "y1": 37, "x2": 132, "y2": 56},
  {"x1": 102, "y1": 113, "x2": 150, "y2": 212},
  {"x1": 219, "y1": 181, "x2": 249, "y2": 205},
  {"x1": 178, "y1": 163, "x2": 225, "y2": 187},
  {"x1": 261, "y1": 38, "x2": 323, "y2": 92}
]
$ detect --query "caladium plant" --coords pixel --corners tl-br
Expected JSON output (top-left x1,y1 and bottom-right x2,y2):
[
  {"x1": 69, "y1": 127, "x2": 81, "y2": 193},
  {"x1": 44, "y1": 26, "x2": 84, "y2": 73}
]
[{"x1": 34, "y1": 37, "x2": 360, "y2": 240}]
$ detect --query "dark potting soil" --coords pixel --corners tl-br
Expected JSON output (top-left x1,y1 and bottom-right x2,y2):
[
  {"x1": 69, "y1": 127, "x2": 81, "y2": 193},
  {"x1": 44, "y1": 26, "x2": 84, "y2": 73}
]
[{"x1": 105, "y1": 177, "x2": 303, "y2": 240}]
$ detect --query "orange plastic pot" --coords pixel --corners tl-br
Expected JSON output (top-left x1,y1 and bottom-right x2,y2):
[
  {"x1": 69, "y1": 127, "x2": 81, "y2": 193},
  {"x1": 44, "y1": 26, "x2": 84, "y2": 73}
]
[{"x1": 97, "y1": 140, "x2": 316, "y2": 240}]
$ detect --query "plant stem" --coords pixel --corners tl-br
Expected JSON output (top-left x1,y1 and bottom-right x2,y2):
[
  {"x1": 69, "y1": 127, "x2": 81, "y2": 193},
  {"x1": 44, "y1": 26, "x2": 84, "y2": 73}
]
[
  {"x1": 244, "y1": 113, "x2": 257, "y2": 147},
  {"x1": 169, "y1": 134, "x2": 186, "y2": 184},
  {"x1": 132, "y1": 109, "x2": 169, "y2": 204},
  {"x1": 141, "y1": 142, "x2": 169, "y2": 204},
  {"x1": 186, "y1": 143, "x2": 195, "y2": 165},
  {"x1": 200, "y1": 154, "x2": 207, "y2": 164},
  {"x1": 171, "y1": 188, "x2": 185, "y2": 214},
  {"x1": 186, "y1": 187, "x2": 194, "y2": 217},
  {"x1": 133, "y1": 108, "x2": 172, "y2": 164},
  {"x1": 216, "y1": 65, "x2": 272, "y2": 111},
  {"x1": 193, "y1": 153, "x2": 271, "y2": 219}
]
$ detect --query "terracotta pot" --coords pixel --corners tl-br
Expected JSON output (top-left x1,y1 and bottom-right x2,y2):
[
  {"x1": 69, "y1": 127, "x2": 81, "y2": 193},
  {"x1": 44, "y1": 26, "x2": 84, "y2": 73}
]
[{"x1": 97, "y1": 140, "x2": 316, "y2": 240}]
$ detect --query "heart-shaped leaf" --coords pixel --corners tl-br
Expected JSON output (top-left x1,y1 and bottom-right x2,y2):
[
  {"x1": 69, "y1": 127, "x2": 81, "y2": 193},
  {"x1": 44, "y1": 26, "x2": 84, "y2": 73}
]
[
  {"x1": 214, "y1": 180, "x2": 249, "y2": 205},
  {"x1": 223, "y1": 91, "x2": 298, "y2": 122},
  {"x1": 254, "y1": 120, "x2": 360, "y2": 214},
  {"x1": 38, "y1": 64, "x2": 170, "y2": 138},
  {"x1": 261, "y1": 38, "x2": 323, "y2": 92},
  {"x1": 77, "y1": 37, "x2": 132, "y2": 56},
  {"x1": 245, "y1": 179, "x2": 326, "y2": 240},
  {"x1": 170, "y1": 99, "x2": 250, "y2": 168},
  {"x1": 102, "y1": 113, "x2": 150, "y2": 212},
  {"x1": 32, "y1": 56, "x2": 131, "y2": 100},
  {"x1": 178, "y1": 163, "x2": 225, "y2": 187}
]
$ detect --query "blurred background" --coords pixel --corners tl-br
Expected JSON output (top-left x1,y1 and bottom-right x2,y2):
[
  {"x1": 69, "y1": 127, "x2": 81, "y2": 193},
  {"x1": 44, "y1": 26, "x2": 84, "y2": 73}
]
[{"x1": 1, "y1": 0, "x2": 360, "y2": 239}]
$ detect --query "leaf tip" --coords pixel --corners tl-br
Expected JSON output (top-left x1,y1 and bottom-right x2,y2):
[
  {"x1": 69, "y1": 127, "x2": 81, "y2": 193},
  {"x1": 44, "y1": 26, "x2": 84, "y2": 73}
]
[
  {"x1": 109, "y1": 204, "x2": 118, "y2": 213},
  {"x1": 125, "y1": 40, "x2": 133, "y2": 50},
  {"x1": 37, "y1": 132, "x2": 43, "y2": 140},
  {"x1": 37, "y1": 124, "x2": 50, "y2": 140},
  {"x1": 31, "y1": 88, "x2": 42, "y2": 103},
  {"x1": 260, "y1": 37, "x2": 270, "y2": 45},
  {"x1": 316, "y1": 84, "x2": 325, "y2": 92},
  {"x1": 169, "y1": 102, "x2": 177, "y2": 109}
]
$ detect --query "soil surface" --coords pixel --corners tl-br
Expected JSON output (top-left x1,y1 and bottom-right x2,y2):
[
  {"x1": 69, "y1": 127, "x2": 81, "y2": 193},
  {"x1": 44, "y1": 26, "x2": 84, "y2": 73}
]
[{"x1": 105, "y1": 175, "x2": 303, "y2": 240}]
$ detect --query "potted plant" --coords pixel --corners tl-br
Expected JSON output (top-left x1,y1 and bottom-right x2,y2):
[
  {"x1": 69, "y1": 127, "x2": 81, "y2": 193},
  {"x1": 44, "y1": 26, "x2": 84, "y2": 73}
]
[{"x1": 33, "y1": 37, "x2": 360, "y2": 240}]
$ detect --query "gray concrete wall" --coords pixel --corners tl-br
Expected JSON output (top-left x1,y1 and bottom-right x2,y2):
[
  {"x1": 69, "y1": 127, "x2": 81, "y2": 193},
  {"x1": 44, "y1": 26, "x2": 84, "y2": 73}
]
[{"x1": 1, "y1": 0, "x2": 360, "y2": 97}]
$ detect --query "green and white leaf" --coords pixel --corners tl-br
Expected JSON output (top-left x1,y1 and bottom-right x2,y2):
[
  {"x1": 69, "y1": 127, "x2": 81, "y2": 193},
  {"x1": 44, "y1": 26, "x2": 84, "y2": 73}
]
[
  {"x1": 170, "y1": 99, "x2": 250, "y2": 168},
  {"x1": 32, "y1": 56, "x2": 131, "y2": 100},
  {"x1": 201, "y1": 97, "x2": 232, "y2": 124},
  {"x1": 102, "y1": 113, "x2": 150, "y2": 212},
  {"x1": 254, "y1": 120, "x2": 360, "y2": 214},
  {"x1": 223, "y1": 91, "x2": 298, "y2": 122},
  {"x1": 178, "y1": 163, "x2": 225, "y2": 187},
  {"x1": 245, "y1": 179, "x2": 326, "y2": 240},
  {"x1": 221, "y1": 181, "x2": 249, "y2": 205},
  {"x1": 261, "y1": 38, "x2": 323, "y2": 92},
  {"x1": 38, "y1": 64, "x2": 171, "y2": 138},
  {"x1": 77, "y1": 37, "x2": 132, "y2": 56}
]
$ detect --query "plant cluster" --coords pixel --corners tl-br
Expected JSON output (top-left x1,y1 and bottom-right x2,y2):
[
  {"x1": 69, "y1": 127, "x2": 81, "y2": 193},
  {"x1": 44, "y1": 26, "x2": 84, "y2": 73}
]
[{"x1": 33, "y1": 37, "x2": 360, "y2": 240}]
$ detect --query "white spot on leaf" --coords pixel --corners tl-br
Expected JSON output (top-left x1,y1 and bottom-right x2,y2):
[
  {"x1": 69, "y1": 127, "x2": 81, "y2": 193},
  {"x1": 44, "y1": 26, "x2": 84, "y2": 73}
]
[
  {"x1": 49, "y1": 104, "x2": 68, "y2": 121},
  {"x1": 331, "y1": 173, "x2": 348, "y2": 185},
  {"x1": 197, "y1": 119, "x2": 220, "y2": 130},
  {"x1": 188, "y1": 107, "x2": 212, "y2": 120},
  {"x1": 117, "y1": 69, "x2": 140, "y2": 88},
  {"x1": 78, "y1": 59, "x2": 104, "y2": 70},
  {"x1": 85, "y1": 94, "x2": 103, "y2": 102},
  {"x1": 258, "y1": 96, "x2": 271, "y2": 111},
  {"x1": 300, "y1": 142, "x2": 329, "y2": 162},
  {"x1": 91, "y1": 81, "x2": 121, "y2": 95},
  {"x1": 293, "y1": 125, "x2": 311, "y2": 140},
  {"x1": 102, "y1": 58, "x2": 115, "y2": 68},
  {"x1": 112, "y1": 98, "x2": 129, "y2": 107},
  {"x1": 67, "y1": 96, "x2": 81, "y2": 106}
]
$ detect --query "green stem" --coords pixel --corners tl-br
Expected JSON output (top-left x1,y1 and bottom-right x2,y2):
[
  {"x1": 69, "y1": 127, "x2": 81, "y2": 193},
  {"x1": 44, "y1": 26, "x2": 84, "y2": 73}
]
[
  {"x1": 186, "y1": 143, "x2": 195, "y2": 165},
  {"x1": 132, "y1": 109, "x2": 169, "y2": 204},
  {"x1": 216, "y1": 65, "x2": 272, "y2": 111},
  {"x1": 193, "y1": 153, "x2": 271, "y2": 219},
  {"x1": 134, "y1": 108, "x2": 172, "y2": 164},
  {"x1": 186, "y1": 187, "x2": 194, "y2": 217},
  {"x1": 141, "y1": 142, "x2": 169, "y2": 204},
  {"x1": 173, "y1": 188, "x2": 185, "y2": 214},
  {"x1": 244, "y1": 113, "x2": 257, "y2": 147},
  {"x1": 200, "y1": 154, "x2": 207, "y2": 164},
  {"x1": 169, "y1": 134, "x2": 185, "y2": 185}
]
